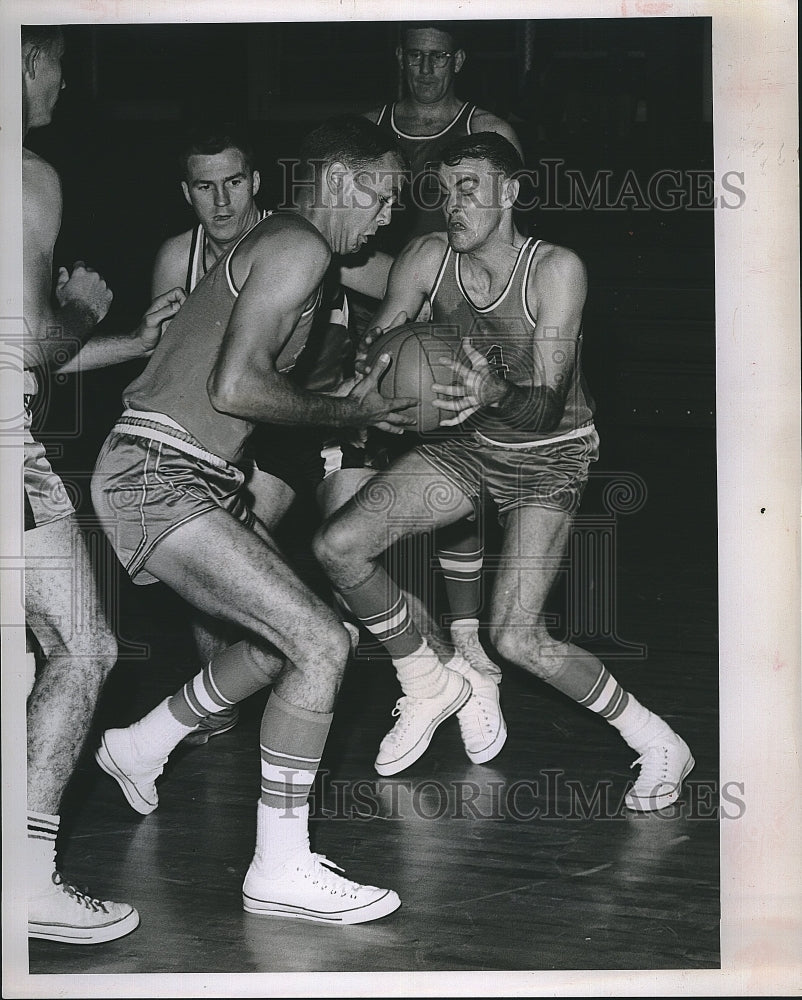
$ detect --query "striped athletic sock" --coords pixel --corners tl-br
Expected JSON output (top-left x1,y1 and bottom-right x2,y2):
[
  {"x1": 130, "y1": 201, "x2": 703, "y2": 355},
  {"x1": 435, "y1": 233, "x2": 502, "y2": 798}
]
[
  {"x1": 576, "y1": 664, "x2": 658, "y2": 745},
  {"x1": 256, "y1": 692, "x2": 333, "y2": 866},
  {"x1": 28, "y1": 811, "x2": 58, "y2": 889},
  {"x1": 338, "y1": 565, "x2": 422, "y2": 659},
  {"x1": 438, "y1": 543, "x2": 483, "y2": 621},
  {"x1": 259, "y1": 691, "x2": 332, "y2": 813},
  {"x1": 129, "y1": 644, "x2": 276, "y2": 764}
]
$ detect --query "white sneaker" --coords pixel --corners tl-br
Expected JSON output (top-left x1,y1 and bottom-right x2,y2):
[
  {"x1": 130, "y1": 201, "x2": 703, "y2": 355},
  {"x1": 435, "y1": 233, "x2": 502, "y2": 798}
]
[
  {"x1": 625, "y1": 732, "x2": 695, "y2": 811},
  {"x1": 28, "y1": 871, "x2": 140, "y2": 945},
  {"x1": 375, "y1": 668, "x2": 471, "y2": 776},
  {"x1": 449, "y1": 656, "x2": 507, "y2": 764},
  {"x1": 95, "y1": 728, "x2": 164, "y2": 815},
  {"x1": 243, "y1": 851, "x2": 401, "y2": 924},
  {"x1": 453, "y1": 632, "x2": 503, "y2": 683}
]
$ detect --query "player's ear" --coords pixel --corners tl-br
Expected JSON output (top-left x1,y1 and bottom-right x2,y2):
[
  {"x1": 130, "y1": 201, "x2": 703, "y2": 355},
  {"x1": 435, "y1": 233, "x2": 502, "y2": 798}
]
[
  {"x1": 251, "y1": 170, "x2": 261, "y2": 198},
  {"x1": 501, "y1": 175, "x2": 519, "y2": 210},
  {"x1": 395, "y1": 46, "x2": 405, "y2": 72},
  {"x1": 325, "y1": 160, "x2": 348, "y2": 199},
  {"x1": 181, "y1": 181, "x2": 192, "y2": 207},
  {"x1": 22, "y1": 44, "x2": 40, "y2": 80},
  {"x1": 453, "y1": 48, "x2": 466, "y2": 74}
]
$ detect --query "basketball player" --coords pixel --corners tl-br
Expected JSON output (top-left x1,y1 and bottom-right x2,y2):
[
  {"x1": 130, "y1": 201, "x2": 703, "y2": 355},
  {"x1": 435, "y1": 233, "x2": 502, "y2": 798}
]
[
  {"x1": 91, "y1": 116, "x2": 432, "y2": 924},
  {"x1": 365, "y1": 20, "x2": 523, "y2": 247},
  {"x1": 311, "y1": 21, "x2": 523, "y2": 755},
  {"x1": 314, "y1": 132, "x2": 695, "y2": 810},
  {"x1": 22, "y1": 26, "x2": 184, "y2": 944},
  {"x1": 150, "y1": 123, "x2": 392, "y2": 744}
]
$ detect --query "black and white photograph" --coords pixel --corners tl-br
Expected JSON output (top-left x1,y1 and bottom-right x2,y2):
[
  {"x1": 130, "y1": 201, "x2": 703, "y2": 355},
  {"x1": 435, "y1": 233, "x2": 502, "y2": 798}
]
[{"x1": 1, "y1": 1, "x2": 799, "y2": 996}]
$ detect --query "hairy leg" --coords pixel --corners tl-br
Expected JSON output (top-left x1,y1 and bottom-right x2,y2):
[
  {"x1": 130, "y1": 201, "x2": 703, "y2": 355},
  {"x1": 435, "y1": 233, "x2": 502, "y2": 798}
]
[{"x1": 26, "y1": 515, "x2": 118, "y2": 812}]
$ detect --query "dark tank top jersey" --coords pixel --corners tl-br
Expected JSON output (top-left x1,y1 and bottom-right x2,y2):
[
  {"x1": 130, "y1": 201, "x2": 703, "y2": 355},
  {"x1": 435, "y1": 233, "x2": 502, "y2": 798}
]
[
  {"x1": 428, "y1": 237, "x2": 595, "y2": 444},
  {"x1": 124, "y1": 212, "x2": 322, "y2": 464},
  {"x1": 375, "y1": 101, "x2": 477, "y2": 250}
]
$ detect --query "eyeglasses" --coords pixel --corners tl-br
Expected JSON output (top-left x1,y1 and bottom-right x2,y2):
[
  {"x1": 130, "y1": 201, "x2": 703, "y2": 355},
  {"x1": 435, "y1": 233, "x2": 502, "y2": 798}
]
[{"x1": 403, "y1": 49, "x2": 454, "y2": 68}]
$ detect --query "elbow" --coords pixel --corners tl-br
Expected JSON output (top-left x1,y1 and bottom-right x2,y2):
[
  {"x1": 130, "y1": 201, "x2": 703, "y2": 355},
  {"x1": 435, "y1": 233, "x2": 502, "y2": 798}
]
[{"x1": 207, "y1": 368, "x2": 240, "y2": 415}]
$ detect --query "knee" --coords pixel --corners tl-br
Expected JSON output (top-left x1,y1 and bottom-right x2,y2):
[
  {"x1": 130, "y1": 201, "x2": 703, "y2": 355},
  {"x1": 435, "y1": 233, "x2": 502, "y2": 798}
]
[
  {"x1": 489, "y1": 625, "x2": 563, "y2": 680},
  {"x1": 313, "y1": 519, "x2": 361, "y2": 578}
]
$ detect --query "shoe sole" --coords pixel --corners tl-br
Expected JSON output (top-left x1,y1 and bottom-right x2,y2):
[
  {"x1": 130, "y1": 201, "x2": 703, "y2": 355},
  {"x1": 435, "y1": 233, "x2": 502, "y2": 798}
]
[
  {"x1": 465, "y1": 717, "x2": 508, "y2": 764},
  {"x1": 95, "y1": 736, "x2": 158, "y2": 816},
  {"x1": 375, "y1": 677, "x2": 471, "y2": 777},
  {"x1": 242, "y1": 889, "x2": 401, "y2": 925},
  {"x1": 28, "y1": 907, "x2": 140, "y2": 945},
  {"x1": 182, "y1": 716, "x2": 239, "y2": 747},
  {"x1": 625, "y1": 751, "x2": 696, "y2": 812}
]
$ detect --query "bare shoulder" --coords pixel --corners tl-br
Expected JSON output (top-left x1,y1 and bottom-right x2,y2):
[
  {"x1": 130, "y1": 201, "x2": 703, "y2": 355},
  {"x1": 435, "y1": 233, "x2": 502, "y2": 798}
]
[
  {"x1": 235, "y1": 212, "x2": 332, "y2": 289},
  {"x1": 152, "y1": 228, "x2": 193, "y2": 294},
  {"x1": 470, "y1": 109, "x2": 523, "y2": 156},
  {"x1": 157, "y1": 228, "x2": 193, "y2": 259},
  {"x1": 532, "y1": 242, "x2": 587, "y2": 288},
  {"x1": 399, "y1": 231, "x2": 449, "y2": 268},
  {"x1": 22, "y1": 149, "x2": 61, "y2": 218}
]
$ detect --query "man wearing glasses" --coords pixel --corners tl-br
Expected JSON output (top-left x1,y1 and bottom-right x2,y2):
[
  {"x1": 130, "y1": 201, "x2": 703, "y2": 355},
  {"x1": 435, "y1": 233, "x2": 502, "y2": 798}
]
[{"x1": 365, "y1": 21, "x2": 524, "y2": 249}]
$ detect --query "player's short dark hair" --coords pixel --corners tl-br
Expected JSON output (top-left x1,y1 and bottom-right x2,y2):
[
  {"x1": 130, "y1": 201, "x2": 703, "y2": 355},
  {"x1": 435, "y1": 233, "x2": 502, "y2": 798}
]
[
  {"x1": 178, "y1": 123, "x2": 256, "y2": 179},
  {"x1": 21, "y1": 25, "x2": 64, "y2": 52},
  {"x1": 439, "y1": 131, "x2": 523, "y2": 180},
  {"x1": 398, "y1": 21, "x2": 464, "y2": 50},
  {"x1": 297, "y1": 114, "x2": 407, "y2": 181}
]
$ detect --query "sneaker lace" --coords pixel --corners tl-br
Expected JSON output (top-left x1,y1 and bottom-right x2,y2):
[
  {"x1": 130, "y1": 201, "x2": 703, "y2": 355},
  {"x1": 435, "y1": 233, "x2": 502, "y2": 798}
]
[
  {"x1": 301, "y1": 854, "x2": 365, "y2": 899},
  {"x1": 630, "y1": 744, "x2": 670, "y2": 789},
  {"x1": 457, "y1": 688, "x2": 492, "y2": 742},
  {"x1": 52, "y1": 871, "x2": 109, "y2": 913},
  {"x1": 382, "y1": 697, "x2": 412, "y2": 747}
]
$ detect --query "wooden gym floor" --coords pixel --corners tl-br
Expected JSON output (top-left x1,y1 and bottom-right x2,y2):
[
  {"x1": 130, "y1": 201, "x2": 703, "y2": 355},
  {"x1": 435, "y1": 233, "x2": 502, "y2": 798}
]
[{"x1": 26, "y1": 421, "x2": 720, "y2": 977}]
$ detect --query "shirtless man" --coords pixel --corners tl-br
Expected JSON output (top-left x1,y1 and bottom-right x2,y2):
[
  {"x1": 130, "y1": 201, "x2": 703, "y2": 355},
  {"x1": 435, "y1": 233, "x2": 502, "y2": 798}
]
[
  {"x1": 91, "y1": 115, "x2": 427, "y2": 924},
  {"x1": 22, "y1": 26, "x2": 182, "y2": 944},
  {"x1": 315, "y1": 132, "x2": 695, "y2": 811}
]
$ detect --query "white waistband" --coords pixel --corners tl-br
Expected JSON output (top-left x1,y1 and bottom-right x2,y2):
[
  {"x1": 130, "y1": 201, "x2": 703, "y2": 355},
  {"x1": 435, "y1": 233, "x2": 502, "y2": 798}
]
[
  {"x1": 476, "y1": 423, "x2": 597, "y2": 449},
  {"x1": 120, "y1": 408, "x2": 189, "y2": 433}
]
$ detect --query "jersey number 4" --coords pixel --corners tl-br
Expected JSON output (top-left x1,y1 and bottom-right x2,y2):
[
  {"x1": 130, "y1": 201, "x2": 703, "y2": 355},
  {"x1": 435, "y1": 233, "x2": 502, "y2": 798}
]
[{"x1": 485, "y1": 344, "x2": 510, "y2": 379}]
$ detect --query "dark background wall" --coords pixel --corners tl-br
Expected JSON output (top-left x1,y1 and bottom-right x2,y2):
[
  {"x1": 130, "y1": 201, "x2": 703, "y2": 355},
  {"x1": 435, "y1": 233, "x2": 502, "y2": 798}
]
[{"x1": 24, "y1": 17, "x2": 715, "y2": 485}]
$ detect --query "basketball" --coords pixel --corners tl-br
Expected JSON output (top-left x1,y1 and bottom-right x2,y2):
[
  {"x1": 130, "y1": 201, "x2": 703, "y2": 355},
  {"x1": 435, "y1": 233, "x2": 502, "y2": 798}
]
[{"x1": 364, "y1": 322, "x2": 460, "y2": 433}]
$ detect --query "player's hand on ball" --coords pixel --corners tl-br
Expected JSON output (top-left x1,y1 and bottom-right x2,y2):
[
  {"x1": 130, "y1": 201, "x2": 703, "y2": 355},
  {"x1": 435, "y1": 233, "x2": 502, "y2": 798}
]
[
  {"x1": 355, "y1": 310, "x2": 408, "y2": 376},
  {"x1": 56, "y1": 261, "x2": 113, "y2": 323},
  {"x1": 347, "y1": 352, "x2": 417, "y2": 434},
  {"x1": 135, "y1": 287, "x2": 187, "y2": 354},
  {"x1": 433, "y1": 339, "x2": 506, "y2": 427}
]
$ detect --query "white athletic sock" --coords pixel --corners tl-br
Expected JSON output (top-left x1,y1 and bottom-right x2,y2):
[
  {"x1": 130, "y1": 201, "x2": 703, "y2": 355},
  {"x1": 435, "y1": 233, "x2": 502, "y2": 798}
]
[
  {"x1": 393, "y1": 641, "x2": 450, "y2": 698},
  {"x1": 608, "y1": 696, "x2": 671, "y2": 751},
  {"x1": 27, "y1": 811, "x2": 59, "y2": 892},
  {"x1": 129, "y1": 699, "x2": 198, "y2": 763},
  {"x1": 253, "y1": 800, "x2": 311, "y2": 871}
]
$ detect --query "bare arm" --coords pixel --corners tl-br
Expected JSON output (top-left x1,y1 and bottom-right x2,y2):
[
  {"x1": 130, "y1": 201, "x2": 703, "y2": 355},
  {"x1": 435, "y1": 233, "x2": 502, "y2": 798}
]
[
  {"x1": 56, "y1": 287, "x2": 186, "y2": 373},
  {"x1": 151, "y1": 232, "x2": 191, "y2": 299},
  {"x1": 433, "y1": 246, "x2": 588, "y2": 431},
  {"x1": 368, "y1": 234, "x2": 446, "y2": 333},
  {"x1": 339, "y1": 250, "x2": 394, "y2": 300},
  {"x1": 58, "y1": 231, "x2": 191, "y2": 374},
  {"x1": 23, "y1": 153, "x2": 111, "y2": 371},
  {"x1": 208, "y1": 231, "x2": 416, "y2": 434}
]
